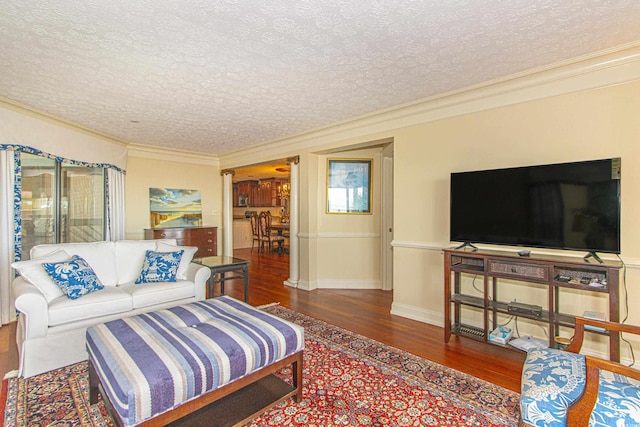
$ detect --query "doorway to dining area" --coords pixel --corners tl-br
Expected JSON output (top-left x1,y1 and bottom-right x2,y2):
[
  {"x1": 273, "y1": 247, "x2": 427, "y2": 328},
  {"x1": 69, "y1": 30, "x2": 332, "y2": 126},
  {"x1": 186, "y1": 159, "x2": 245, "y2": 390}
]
[{"x1": 231, "y1": 161, "x2": 291, "y2": 258}]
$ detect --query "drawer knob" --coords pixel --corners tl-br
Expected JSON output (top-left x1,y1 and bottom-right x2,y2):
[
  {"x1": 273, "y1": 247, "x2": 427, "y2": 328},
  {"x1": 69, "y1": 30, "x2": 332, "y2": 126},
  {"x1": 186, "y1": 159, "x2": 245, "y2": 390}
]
[
  {"x1": 207, "y1": 248, "x2": 213, "y2": 252},
  {"x1": 160, "y1": 233, "x2": 166, "y2": 237},
  {"x1": 207, "y1": 239, "x2": 212, "y2": 243}
]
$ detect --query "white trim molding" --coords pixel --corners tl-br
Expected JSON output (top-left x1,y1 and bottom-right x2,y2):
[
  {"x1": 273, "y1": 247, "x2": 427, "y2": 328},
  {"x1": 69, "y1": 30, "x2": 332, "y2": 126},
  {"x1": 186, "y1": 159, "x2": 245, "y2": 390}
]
[
  {"x1": 127, "y1": 143, "x2": 219, "y2": 166},
  {"x1": 221, "y1": 44, "x2": 640, "y2": 167},
  {"x1": 297, "y1": 279, "x2": 381, "y2": 291},
  {"x1": 391, "y1": 240, "x2": 640, "y2": 269},
  {"x1": 298, "y1": 232, "x2": 381, "y2": 240},
  {"x1": 391, "y1": 302, "x2": 443, "y2": 327}
]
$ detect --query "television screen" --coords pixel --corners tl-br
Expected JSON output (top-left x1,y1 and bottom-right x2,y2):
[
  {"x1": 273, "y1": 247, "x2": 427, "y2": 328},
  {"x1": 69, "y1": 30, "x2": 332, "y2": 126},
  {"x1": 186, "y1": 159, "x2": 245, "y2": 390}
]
[{"x1": 450, "y1": 158, "x2": 621, "y2": 254}]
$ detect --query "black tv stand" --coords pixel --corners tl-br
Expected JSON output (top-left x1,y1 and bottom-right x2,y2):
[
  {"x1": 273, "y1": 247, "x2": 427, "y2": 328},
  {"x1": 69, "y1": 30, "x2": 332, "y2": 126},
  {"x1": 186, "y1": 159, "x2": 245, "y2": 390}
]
[
  {"x1": 454, "y1": 242, "x2": 478, "y2": 251},
  {"x1": 584, "y1": 251, "x2": 604, "y2": 264}
]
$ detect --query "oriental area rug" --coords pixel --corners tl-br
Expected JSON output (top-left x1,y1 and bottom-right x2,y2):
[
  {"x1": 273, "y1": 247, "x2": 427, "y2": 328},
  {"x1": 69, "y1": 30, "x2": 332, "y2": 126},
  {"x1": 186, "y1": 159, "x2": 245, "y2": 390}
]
[{"x1": 1, "y1": 305, "x2": 520, "y2": 426}]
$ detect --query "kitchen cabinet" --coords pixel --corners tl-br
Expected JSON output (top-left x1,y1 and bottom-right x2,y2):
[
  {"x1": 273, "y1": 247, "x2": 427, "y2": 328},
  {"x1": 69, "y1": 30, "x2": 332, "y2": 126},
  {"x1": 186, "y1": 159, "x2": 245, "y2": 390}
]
[
  {"x1": 233, "y1": 178, "x2": 288, "y2": 207},
  {"x1": 233, "y1": 180, "x2": 257, "y2": 207},
  {"x1": 255, "y1": 178, "x2": 288, "y2": 206}
]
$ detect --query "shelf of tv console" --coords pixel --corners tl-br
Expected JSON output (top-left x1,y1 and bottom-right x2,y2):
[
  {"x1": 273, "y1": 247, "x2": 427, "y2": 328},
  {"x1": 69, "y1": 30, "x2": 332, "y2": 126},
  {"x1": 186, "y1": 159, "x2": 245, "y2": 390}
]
[{"x1": 443, "y1": 248, "x2": 622, "y2": 361}]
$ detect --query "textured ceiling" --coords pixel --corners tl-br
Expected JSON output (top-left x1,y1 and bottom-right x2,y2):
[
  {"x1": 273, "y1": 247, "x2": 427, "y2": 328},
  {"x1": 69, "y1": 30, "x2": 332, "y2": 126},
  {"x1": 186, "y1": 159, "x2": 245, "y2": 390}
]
[{"x1": 1, "y1": 1, "x2": 640, "y2": 156}]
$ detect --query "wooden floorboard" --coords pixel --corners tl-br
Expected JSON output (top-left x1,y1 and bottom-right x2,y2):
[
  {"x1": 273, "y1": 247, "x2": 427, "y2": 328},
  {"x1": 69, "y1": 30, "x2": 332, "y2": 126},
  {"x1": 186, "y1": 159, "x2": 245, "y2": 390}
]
[{"x1": 0, "y1": 247, "x2": 524, "y2": 393}]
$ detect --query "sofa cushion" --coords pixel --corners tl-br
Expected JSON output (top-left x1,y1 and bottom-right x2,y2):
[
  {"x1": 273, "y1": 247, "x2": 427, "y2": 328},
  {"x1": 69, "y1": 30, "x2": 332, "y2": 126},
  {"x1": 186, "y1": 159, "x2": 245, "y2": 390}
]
[
  {"x1": 114, "y1": 240, "x2": 161, "y2": 284},
  {"x1": 156, "y1": 242, "x2": 197, "y2": 280},
  {"x1": 48, "y1": 286, "x2": 133, "y2": 327},
  {"x1": 11, "y1": 250, "x2": 69, "y2": 302},
  {"x1": 119, "y1": 281, "x2": 196, "y2": 309},
  {"x1": 42, "y1": 255, "x2": 105, "y2": 300},
  {"x1": 135, "y1": 250, "x2": 184, "y2": 284},
  {"x1": 31, "y1": 242, "x2": 118, "y2": 287}
]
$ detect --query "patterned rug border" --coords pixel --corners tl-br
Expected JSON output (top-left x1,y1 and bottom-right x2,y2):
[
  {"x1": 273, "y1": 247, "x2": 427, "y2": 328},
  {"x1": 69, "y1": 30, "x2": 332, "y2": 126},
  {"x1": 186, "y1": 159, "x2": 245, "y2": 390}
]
[{"x1": 263, "y1": 304, "x2": 519, "y2": 426}]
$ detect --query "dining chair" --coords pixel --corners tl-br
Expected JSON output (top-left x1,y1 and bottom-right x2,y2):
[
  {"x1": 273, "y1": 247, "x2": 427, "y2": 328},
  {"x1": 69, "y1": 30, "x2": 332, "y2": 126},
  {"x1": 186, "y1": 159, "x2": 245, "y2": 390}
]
[
  {"x1": 249, "y1": 212, "x2": 260, "y2": 252},
  {"x1": 258, "y1": 211, "x2": 285, "y2": 253}
]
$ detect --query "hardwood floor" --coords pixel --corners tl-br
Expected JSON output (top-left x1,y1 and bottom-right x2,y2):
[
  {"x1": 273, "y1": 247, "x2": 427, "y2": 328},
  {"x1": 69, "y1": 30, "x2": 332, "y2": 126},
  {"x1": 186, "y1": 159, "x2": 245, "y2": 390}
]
[{"x1": 0, "y1": 247, "x2": 524, "y2": 393}]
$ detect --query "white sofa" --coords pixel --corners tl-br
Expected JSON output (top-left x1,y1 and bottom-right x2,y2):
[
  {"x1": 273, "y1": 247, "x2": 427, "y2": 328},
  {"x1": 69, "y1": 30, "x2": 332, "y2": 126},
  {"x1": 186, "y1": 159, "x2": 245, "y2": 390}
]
[{"x1": 11, "y1": 239, "x2": 211, "y2": 377}]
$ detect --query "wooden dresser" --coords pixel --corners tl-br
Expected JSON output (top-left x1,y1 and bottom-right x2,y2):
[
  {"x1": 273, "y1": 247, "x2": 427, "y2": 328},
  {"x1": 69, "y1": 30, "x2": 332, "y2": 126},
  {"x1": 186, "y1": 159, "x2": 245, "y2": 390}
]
[{"x1": 144, "y1": 226, "x2": 217, "y2": 258}]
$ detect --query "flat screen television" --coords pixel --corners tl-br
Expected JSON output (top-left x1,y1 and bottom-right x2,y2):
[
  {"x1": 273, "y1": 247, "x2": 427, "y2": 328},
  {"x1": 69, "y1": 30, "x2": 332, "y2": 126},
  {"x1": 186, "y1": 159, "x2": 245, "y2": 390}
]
[{"x1": 450, "y1": 158, "x2": 621, "y2": 257}]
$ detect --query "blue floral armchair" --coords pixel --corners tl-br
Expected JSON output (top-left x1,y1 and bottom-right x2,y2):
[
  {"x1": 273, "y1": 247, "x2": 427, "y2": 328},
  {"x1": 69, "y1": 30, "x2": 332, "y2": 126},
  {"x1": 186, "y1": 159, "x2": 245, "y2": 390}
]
[{"x1": 520, "y1": 317, "x2": 640, "y2": 427}]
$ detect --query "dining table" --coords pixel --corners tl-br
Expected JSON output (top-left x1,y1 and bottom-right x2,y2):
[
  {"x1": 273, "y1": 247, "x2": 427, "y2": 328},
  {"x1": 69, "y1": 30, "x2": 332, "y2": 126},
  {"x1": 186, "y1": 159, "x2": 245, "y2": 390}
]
[{"x1": 270, "y1": 222, "x2": 289, "y2": 254}]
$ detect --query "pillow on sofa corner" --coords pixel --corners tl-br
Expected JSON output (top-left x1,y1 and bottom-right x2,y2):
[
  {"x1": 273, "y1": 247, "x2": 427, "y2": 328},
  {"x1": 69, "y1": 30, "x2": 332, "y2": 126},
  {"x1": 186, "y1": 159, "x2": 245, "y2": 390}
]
[
  {"x1": 42, "y1": 254, "x2": 105, "y2": 300},
  {"x1": 155, "y1": 242, "x2": 198, "y2": 280},
  {"x1": 11, "y1": 250, "x2": 70, "y2": 302},
  {"x1": 135, "y1": 250, "x2": 184, "y2": 284}
]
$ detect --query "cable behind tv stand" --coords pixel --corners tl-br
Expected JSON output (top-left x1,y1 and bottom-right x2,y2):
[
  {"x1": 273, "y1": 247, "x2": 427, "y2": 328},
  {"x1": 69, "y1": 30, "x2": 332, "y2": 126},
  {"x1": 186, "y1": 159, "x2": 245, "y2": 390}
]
[{"x1": 443, "y1": 248, "x2": 622, "y2": 361}]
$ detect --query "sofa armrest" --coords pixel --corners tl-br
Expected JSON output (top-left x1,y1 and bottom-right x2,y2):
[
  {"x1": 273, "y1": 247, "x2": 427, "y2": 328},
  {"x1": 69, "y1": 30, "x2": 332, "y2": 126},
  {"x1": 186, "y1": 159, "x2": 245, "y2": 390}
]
[
  {"x1": 186, "y1": 262, "x2": 211, "y2": 301},
  {"x1": 12, "y1": 277, "x2": 49, "y2": 340}
]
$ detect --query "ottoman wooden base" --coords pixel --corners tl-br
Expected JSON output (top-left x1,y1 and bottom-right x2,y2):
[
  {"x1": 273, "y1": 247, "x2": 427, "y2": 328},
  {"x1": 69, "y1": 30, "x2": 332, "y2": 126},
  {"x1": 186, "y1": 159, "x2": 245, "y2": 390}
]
[{"x1": 90, "y1": 349, "x2": 303, "y2": 427}]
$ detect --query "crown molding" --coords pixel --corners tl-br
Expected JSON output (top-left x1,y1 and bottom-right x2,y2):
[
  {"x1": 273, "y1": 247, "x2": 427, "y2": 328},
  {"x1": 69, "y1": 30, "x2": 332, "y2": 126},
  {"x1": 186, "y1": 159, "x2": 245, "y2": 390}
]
[
  {"x1": 127, "y1": 143, "x2": 219, "y2": 166},
  {"x1": 0, "y1": 97, "x2": 129, "y2": 147},
  {"x1": 220, "y1": 43, "x2": 640, "y2": 166}
]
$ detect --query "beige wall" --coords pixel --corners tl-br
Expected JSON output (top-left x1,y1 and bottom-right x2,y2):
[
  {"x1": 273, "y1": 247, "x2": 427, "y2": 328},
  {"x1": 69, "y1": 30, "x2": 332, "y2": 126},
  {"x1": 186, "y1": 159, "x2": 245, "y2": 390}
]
[
  {"x1": 219, "y1": 47, "x2": 640, "y2": 359},
  {"x1": 393, "y1": 80, "x2": 640, "y2": 355},
  {"x1": 124, "y1": 148, "x2": 222, "y2": 241},
  {"x1": 309, "y1": 148, "x2": 383, "y2": 289},
  {"x1": 394, "y1": 81, "x2": 640, "y2": 324}
]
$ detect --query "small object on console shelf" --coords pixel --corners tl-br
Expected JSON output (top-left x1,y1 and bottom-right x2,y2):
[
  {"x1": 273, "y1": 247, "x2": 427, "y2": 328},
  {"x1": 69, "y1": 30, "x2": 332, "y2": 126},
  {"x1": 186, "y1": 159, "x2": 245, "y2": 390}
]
[
  {"x1": 489, "y1": 325, "x2": 513, "y2": 345},
  {"x1": 507, "y1": 301, "x2": 542, "y2": 318},
  {"x1": 509, "y1": 336, "x2": 548, "y2": 352}
]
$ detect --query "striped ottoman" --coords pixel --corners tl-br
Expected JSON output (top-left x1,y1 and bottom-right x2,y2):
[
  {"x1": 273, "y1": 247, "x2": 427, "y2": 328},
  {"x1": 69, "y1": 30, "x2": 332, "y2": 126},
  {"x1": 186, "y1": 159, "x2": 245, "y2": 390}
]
[{"x1": 86, "y1": 296, "x2": 304, "y2": 426}]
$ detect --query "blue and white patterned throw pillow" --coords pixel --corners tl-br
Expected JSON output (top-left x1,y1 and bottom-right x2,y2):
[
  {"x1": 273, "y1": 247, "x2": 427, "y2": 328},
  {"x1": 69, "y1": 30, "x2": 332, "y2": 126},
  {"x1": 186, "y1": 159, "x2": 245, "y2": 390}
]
[
  {"x1": 42, "y1": 254, "x2": 104, "y2": 300},
  {"x1": 135, "y1": 250, "x2": 184, "y2": 284}
]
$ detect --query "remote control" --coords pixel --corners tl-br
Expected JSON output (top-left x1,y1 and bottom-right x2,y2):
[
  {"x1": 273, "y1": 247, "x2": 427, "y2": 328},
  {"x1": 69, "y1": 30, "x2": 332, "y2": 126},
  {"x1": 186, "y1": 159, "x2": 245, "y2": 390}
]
[{"x1": 555, "y1": 275, "x2": 571, "y2": 282}]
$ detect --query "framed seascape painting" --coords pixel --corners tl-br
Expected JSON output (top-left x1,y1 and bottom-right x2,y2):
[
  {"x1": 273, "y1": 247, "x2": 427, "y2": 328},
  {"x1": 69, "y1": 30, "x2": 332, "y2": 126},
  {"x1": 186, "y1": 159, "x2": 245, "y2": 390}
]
[
  {"x1": 326, "y1": 159, "x2": 372, "y2": 214},
  {"x1": 149, "y1": 188, "x2": 203, "y2": 228}
]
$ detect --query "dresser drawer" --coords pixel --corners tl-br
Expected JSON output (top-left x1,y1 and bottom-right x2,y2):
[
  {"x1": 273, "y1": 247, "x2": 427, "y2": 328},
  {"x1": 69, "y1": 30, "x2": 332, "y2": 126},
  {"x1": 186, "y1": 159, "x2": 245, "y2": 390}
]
[
  {"x1": 488, "y1": 260, "x2": 550, "y2": 281},
  {"x1": 151, "y1": 228, "x2": 185, "y2": 239},
  {"x1": 145, "y1": 227, "x2": 217, "y2": 258}
]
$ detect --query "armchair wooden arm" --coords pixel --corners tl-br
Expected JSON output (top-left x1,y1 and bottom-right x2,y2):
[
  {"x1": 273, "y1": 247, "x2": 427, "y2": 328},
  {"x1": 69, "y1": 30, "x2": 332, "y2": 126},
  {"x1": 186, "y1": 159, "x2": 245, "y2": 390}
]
[{"x1": 565, "y1": 317, "x2": 640, "y2": 426}]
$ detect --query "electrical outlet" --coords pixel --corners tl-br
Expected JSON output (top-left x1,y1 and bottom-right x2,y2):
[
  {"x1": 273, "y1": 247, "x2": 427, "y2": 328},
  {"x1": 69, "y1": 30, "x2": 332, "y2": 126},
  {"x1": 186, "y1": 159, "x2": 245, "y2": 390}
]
[{"x1": 212, "y1": 210, "x2": 218, "y2": 215}]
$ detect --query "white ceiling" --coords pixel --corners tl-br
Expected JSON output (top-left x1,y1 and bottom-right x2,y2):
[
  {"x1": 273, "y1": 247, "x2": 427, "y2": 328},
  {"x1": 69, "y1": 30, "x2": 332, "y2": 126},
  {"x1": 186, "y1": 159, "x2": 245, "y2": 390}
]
[{"x1": 1, "y1": 1, "x2": 640, "y2": 156}]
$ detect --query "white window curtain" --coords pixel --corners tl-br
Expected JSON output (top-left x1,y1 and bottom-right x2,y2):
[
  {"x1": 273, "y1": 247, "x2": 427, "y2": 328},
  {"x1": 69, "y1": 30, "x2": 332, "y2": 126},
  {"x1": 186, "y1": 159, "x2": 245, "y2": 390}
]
[
  {"x1": 0, "y1": 145, "x2": 126, "y2": 326},
  {"x1": 106, "y1": 168, "x2": 126, "y2": 241},
  {"x1": 0, "y1": 149, "x2": 17, "y2": 325}
]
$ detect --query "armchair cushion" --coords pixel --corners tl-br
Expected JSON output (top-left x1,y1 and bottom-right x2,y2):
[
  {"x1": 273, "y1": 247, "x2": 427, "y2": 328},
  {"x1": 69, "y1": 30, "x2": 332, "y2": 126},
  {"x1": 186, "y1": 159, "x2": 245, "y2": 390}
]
[
  {"x1": 520, "y1": 348, "x2": 586, "y2": 427},
  {"x1": 590, "y1": 370, "x2": 640, "y2": 427},
  {"x1": 42, "y1": 255, "x2": 105, "y2": 300}
]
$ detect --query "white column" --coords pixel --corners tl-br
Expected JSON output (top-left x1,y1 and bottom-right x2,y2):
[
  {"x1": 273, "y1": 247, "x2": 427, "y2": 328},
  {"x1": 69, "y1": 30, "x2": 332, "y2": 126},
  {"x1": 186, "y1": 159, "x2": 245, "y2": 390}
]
[
  {"x1": 221, "y1": 170, "x2": 234, "y2": 257},
  {"x1": 285, "y1": 156, "x2": 300, "y2": 288}
]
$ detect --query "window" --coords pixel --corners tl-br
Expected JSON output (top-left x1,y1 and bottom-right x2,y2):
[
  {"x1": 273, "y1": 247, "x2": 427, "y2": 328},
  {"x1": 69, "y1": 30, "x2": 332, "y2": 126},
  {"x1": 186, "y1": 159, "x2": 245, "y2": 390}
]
[{"x1": 20, "y1": 153, "x2": 105, "y2": 258}]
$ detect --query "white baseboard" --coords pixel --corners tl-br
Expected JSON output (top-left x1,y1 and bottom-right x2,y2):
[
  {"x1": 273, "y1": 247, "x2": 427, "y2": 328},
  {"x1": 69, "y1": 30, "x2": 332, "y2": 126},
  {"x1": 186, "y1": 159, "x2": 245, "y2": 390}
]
[
  {"x1": 390, "y1": 302, "x2": 443, "y2": 327},
  {"x1": 296, "y1": 279, "x2": 381, "y2": 291}
]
